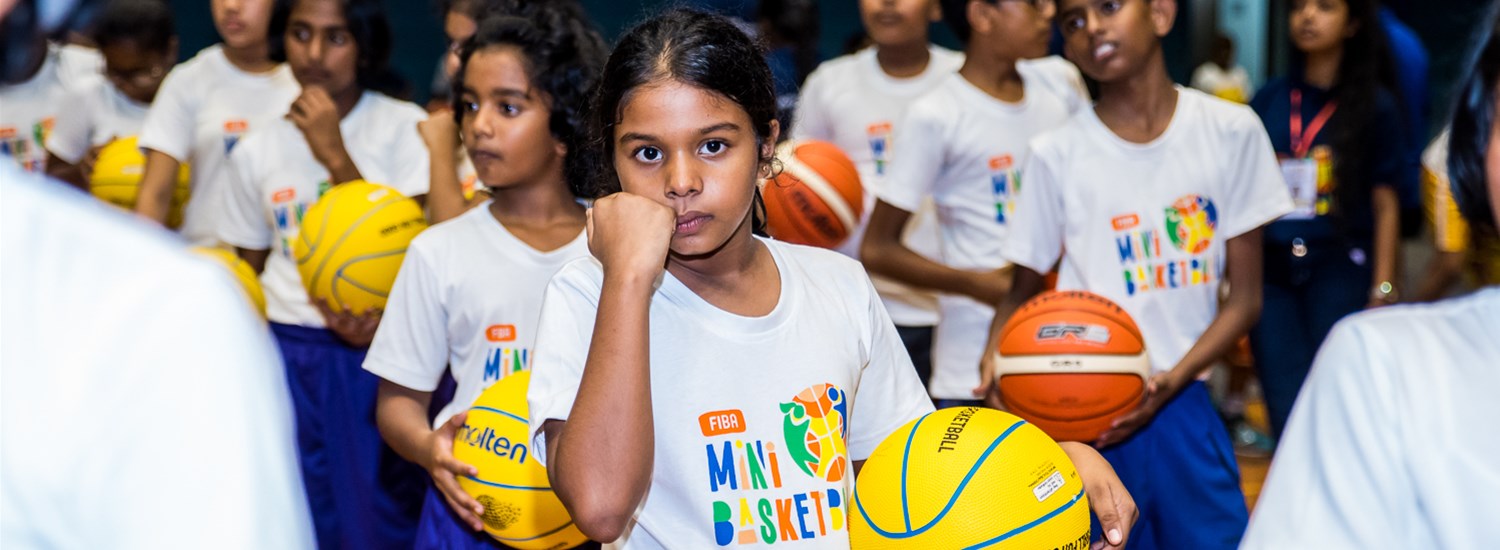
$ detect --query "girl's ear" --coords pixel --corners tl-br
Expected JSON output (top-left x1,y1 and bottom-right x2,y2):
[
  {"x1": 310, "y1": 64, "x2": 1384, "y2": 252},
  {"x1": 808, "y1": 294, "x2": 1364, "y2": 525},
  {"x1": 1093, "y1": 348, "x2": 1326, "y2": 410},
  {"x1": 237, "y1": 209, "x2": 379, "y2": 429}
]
[
  {"x1": 761, "y1": 120, "x2": 781, "y2": 163},
  {"x1": 1150, "y1": 0, "x2": 1178, "y2": 38}
]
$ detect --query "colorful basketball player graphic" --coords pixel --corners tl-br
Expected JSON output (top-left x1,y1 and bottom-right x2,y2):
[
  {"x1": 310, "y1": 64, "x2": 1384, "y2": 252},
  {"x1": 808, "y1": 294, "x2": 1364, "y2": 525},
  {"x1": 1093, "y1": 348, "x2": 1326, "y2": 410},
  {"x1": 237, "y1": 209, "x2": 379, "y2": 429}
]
[
  {"x1": 780, "y1": 384, "x2": 849, "y2": 483},
  {"x1": 1164, "y1": 194, "x2": 1218, "y2": 255}
]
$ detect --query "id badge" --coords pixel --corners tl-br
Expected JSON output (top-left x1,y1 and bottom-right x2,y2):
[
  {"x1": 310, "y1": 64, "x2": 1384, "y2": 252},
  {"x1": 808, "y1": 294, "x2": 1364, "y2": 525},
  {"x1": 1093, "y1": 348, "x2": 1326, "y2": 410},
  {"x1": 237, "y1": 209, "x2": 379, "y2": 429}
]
[{"x1": 1279, "y1": 158, "x2": 1318, "y2": 220}]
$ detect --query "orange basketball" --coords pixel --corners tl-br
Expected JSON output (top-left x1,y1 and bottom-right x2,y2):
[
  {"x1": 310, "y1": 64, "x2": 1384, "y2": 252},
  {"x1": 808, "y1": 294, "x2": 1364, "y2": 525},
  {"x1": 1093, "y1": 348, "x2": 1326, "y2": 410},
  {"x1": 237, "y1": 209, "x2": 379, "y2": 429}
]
[
  {"x1": 994, "y1": 291, "x2": 1151, "y2": 442},
  {"x1": 761, "y1": 140, "x2": 863, "y2": 249}
]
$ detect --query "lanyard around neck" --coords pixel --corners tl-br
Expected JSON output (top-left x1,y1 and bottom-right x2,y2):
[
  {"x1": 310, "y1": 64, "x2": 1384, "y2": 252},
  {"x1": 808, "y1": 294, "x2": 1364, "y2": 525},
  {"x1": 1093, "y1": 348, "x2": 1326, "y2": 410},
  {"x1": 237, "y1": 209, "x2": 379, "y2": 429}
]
[{"x1": 1290, "y1": 88, "x2": 1338, "y2": 159}]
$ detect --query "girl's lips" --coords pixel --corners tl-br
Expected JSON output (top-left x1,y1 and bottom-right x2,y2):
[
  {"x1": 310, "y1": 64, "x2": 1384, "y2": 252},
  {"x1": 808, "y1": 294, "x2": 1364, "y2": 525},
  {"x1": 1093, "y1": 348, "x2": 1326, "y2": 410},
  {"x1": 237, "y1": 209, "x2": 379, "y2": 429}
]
[
  {"x1": 675, "y1": 212, "x2": 711, "y2": 234},
  {"x1": 1094, "y1": 42, "x2": 1118, "y2": 62}
]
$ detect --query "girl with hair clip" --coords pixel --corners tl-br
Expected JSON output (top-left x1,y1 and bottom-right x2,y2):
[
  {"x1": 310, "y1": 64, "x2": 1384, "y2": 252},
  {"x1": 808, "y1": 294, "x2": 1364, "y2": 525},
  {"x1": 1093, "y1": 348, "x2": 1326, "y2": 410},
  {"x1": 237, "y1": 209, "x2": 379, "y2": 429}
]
[
  {"x1": 134, "y1": 0, "x2": 298, "y2": 245},
  {"x1": 1243, "y1": 7, "x2": 1500, "y2": 545},
  {"x1": 214, "y1": 0, "x2": 431, "y2": 546},
  {"x1": 1247, "y1": 0, "x2": 1407, "y2": 440},
  {"x1": 525, "y1": 9, "x2": 1135, "y2": 548},
  {"x1": 363, "y1": 7, "x2": 608, "y2": 548}
]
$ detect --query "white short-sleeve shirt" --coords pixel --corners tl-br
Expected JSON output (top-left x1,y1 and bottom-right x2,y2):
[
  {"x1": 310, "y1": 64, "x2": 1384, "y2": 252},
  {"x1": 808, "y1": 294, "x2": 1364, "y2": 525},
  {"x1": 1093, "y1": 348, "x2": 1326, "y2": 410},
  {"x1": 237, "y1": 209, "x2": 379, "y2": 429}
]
[
  {"x1": 44, "y1": 78, "x2": 149, "y2": 163},
  {"x1": 1004, "y1": 88, "x2": 1293, "y2": 373},
  {"x1": 1241, "y1": 288, "x2": 1500, "y2": 549},
  {"x1": 215, "y1": 91, "x2": 430, "y2": 328},
  {"x1": 1, "y1": 44, "x2": 100, "y2": 173},
  {"x1": 875, "y1": 57, "x2": 1087, "y2": 399},
  {"x1": 364, "y1": 203, "x2": 588, "y2": 427},
  {"x1": 792, "y1": 46, "x2": 965, "y2": 327},
  {"x1": 138, "y1": 44, "x2": 300, "y2": 245},
  {"x1": 527, "y1": 239, "x2": 934, "y2": 548}
]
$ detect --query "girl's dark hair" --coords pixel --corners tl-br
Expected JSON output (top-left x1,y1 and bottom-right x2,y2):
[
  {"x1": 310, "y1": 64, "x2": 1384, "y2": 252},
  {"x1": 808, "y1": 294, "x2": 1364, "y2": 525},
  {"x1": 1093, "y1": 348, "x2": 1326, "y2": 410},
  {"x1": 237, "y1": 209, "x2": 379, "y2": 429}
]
[
  {"x1": 91, "y1": 0, "x2": 175, "y2": 52},
  {"x1": 452, "y1": 5, "x2": 607, "y2": 195},
  {"x1": 581, "y1": 9, "x2": 778, "y2": 232},
  {"x1": 1446, "y1": 2, "x2": 1500, "y2": 233},
  {"x1": 940, "y1": 0, "x2": 996, "y2": 44},
  {"x1": 1290, "y1": 0, "x2": 1402, "y2": 223},
  {"x1": 268, "y1": 0, "x2": 406, "y2": 97}
]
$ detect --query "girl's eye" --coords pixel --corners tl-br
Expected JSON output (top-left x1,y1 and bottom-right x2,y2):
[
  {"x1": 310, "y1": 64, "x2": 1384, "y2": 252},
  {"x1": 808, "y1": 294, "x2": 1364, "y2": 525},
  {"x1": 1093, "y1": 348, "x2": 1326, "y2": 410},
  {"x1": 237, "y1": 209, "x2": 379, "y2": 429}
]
[
  {"x1": 329, "y1": 31, "x2": 350, "y2": 46},
  {"x1": 1100, "y1": 0, "x2": 1121, "y2": 15},
  {"x1": 502, "y1": 103, "x2": 521, "y2": 116},
  {"x1": 634, "y1": 146, "x2": 663, "y2": 163},
  {"x1": 699, "y1": 140, "x2": 726, "y2": 156},
  {"x1": 1061, "y1": 15, "x2": 1084, "y2": 32},
  {"x1": 293, "y1": 28, "x2": 312, "y2": 42},
  {"x1": 459, "y1": 101, "x2": 479, "y2": 115}
]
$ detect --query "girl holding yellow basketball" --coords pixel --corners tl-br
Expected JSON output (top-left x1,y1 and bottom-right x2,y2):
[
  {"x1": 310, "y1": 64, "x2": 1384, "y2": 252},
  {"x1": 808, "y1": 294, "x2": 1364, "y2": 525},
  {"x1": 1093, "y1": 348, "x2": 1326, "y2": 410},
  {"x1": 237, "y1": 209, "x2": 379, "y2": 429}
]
[
  {"x1": 525, "y1": 9, "x2": 1136, "y2": 548},
  {"x1": 363, "y1": 5, "x2": 607, "y2": 547},
  {"x1": 214, "y1": 0, "x2": 430, "y2": 547}
]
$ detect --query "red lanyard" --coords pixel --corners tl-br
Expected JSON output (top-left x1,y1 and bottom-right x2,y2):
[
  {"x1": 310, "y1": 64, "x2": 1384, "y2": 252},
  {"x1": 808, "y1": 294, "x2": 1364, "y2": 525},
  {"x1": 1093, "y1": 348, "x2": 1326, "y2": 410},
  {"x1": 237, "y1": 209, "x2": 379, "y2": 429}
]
[{"x1": 1289, "y1": 88, "x2": 1338, "y2": 159}]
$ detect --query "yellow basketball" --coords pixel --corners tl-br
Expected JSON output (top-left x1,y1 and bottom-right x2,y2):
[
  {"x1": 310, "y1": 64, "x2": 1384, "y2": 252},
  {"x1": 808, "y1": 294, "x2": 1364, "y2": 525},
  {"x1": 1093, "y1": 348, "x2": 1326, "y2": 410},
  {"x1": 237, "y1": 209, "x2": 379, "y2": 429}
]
[
  {"x1": 850, "y1": 407, "x2": 1091, "y2": 549},
  {"x1": 191, "y1": 246, "x2": 267, "y2": 318},
  {"x1": 89, "y1": 136, "x2": 191, "y2": 228},
  {"x1": 290, "y1": 180, "x2": 427, "y2": 314},
  {"x1": 453, "y1": 371, "x2": 586, "y2": 549}
]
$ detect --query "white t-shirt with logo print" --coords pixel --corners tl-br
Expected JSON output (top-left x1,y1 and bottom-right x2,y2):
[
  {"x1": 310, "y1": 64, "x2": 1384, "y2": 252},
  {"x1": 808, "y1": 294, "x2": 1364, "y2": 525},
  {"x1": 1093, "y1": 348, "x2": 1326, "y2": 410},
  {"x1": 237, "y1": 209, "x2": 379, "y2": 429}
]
[
  {"x1": 138, "y1": 44, "x2": 300, "y2": 245},
  {"x1": 1, "y1": 44, "x2": 100, "y2": 173},
  {"x1": 1004, "y1": 87, "x2": 1292, "y2": 374},
  {"x1": 876, "y1": 57, "x2": 1088, "y2": 399},
  {"x1": 364, "y1": 202, "x2": 588, "y2": 428},
  {"x1": 216, "y1": 91, "x2": 430, "y2": 328},
  {"x1": 792, "y1": 46, "x2": 964, "y2": 327},
  {"x1": 44, "y1": 78, "x2": 149, "y2": 163},
  {"x1": 527, "y1": 238, "x2": 934, "y2": 549}
]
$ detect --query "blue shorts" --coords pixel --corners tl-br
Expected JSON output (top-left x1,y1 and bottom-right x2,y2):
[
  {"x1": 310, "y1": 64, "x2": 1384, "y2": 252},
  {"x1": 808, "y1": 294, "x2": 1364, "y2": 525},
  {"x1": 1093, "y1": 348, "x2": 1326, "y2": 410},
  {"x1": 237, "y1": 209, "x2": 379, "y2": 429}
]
[
  {"x1": 272, "y1": 322, "x2": 426, "y2": 549},
  {"x1": 1091, "y1": 381, "x2": 1248, "y2": 549}
]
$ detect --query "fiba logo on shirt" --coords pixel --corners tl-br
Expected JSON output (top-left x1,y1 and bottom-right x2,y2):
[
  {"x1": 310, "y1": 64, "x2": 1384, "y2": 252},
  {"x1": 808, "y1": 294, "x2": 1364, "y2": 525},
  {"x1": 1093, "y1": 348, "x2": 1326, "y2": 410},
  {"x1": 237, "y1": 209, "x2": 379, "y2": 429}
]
[
  {"x1": 867, "y1": 122, "x2": 892, "y2": 176},
  {"x1": 1163, "y1": 194, "x2": 1218, "y2": 254},
  {"x1": 989, "y1": 154, "x2": 1021, "y2": 223},
  {"x1": 0, "y1": 120, "x2": 52, "y2": 173},
  {"x1": 223, "y1": 119, "x2": 249, "y2": 153},
  {"x1": 1112, "y1": 194, "x2": 1220, "y2": 296},
  {"x1": 780, "y1": 384, "x2": 848, "y2": 483},
  {"x1": 271, "y1": 180, "x2": 332, "y2": 259},
  {"x1": 701, "y1": 383, "x2": 852, "y2": 546},
  {"x1": 482, "y1": 324, "x2": 530, "y2": 382}
]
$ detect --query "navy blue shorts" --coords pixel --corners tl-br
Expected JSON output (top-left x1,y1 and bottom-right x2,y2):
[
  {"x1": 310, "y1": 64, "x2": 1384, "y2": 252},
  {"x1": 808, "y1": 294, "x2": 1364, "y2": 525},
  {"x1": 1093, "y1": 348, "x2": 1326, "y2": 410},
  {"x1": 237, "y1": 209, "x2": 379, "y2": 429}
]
[
  {"x1": 271, "y1": 322, "x2": 426, "y2": 549},
  {"x1": 1091, "y1": 381, "x2": 1248, "y2": 549}
]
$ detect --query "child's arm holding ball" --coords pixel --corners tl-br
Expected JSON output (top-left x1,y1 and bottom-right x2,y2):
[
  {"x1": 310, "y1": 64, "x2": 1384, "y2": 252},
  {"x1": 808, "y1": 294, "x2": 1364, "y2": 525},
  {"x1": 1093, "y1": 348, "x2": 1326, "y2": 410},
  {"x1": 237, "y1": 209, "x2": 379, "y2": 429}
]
[{"x1": 375, "y1": 382, "x2": 484, "y2": 531}]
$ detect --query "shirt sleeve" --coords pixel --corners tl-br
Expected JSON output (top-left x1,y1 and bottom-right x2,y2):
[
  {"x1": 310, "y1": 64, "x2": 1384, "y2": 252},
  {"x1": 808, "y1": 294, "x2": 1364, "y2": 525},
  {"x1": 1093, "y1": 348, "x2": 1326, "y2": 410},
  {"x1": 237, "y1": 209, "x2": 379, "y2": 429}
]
[
  {"x1": 1219, "y1": 111, "x2": 1295, "y2": 239},
  {"x1": 136, "y1": 67, "x2": 197, "y2": 162},
  {"x1": 363, "y1": 240, "x2": 449, "y2": 391},
  {"x1": 847, "y1": 275, "x2": 936, "y2": 461},
  {"x1": 387, "y1": 107, "x2": 432, "y2": 198},
  {"x1": 1240, "y1": 318, "x2": 1406, "y2": 549},
  {"x1": 44, "y1": 86, "x2": 94, "y2": 163},
  {"x1": 1001, "y1": 143, "x2": 1066, "y2": 274},
  {"x1": 214, "y1": 140, "x2": 274, "y2": 250},
  {"x1": 526, "y1": 260, "x2": 601, "y2": 467},
  {"x1": 875, "y1": 105, "x2": 946, "y2": 213},
  {"x1": 789, "y1": 71, "x2": 832, "y2": 142}
]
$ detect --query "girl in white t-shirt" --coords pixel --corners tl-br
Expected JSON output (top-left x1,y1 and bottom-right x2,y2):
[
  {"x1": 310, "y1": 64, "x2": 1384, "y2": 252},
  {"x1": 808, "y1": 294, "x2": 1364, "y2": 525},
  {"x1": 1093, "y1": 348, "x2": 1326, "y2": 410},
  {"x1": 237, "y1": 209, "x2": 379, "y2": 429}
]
[
  {"x1": 44, "y1": 0, "x2": 176, "y2": 190},
  {"x1": 214, "y1": 0, "x2": 430, "y2": 547},
  {"x1": 526, "y1": 9, "x2": 1135, "y2": 548},
  {"x1": 983, "y1": 1, "x2": 1293, "y2": 548},
  {"x1": 363, "y1": 9, "x2": 607, "y2": 546},
  {"x1": 135, "y1": 0, "x2": 298, "y2": 244}
]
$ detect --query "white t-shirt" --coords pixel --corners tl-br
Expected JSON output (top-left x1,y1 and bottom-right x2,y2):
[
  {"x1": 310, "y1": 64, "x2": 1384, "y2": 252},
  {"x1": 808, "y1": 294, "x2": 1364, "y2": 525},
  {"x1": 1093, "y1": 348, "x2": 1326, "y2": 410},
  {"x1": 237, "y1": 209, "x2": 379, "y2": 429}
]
[
  {"x1": 44, "y1": 78, "x2": 149, "y2": 163},
  {"x1": 1241, "y1": 288, "x2": 1500, "y2": 549},
  {"x1": 216, "y1": 91, "x2": 430, "y2": 328},
  {"x1": 528, "y1": 239, "x2": 934, "y2": 548},
  {"x1": 1005, "y1": 88, "x2": 1292, "y2": 374},
  {"x1": 1, "y1": 44, "x2": 99, "y2": 173},
  {"x1": 56, "y1": 43, "x2": 106, "y2": 86},
  {"x1": 1189, "y1": 63, "x2": 1253, "y2": 104},
  {"x1": 364, "y1": 203, "x2": 588, "y2": 427},
  {"x1": 138, "y1": 44, "x2": 300, "y2": 245},
  {"x1": 792, "y1": 46, "x2": 965, "y2": 327},
  {"x1": 0, "y1": 163, "x2": 315, "y2": 549},
  {"x1": 877, "y1": 57, "x2": 1087, "y2": 399}
]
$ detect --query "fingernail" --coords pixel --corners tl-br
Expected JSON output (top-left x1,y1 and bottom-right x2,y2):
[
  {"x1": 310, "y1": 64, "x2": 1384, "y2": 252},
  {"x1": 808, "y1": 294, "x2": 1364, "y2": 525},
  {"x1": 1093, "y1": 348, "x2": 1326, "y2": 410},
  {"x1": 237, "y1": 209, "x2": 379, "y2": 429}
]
[{"x1": 1108, "y1": 528, "x2": 1121, "y2": 543}]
